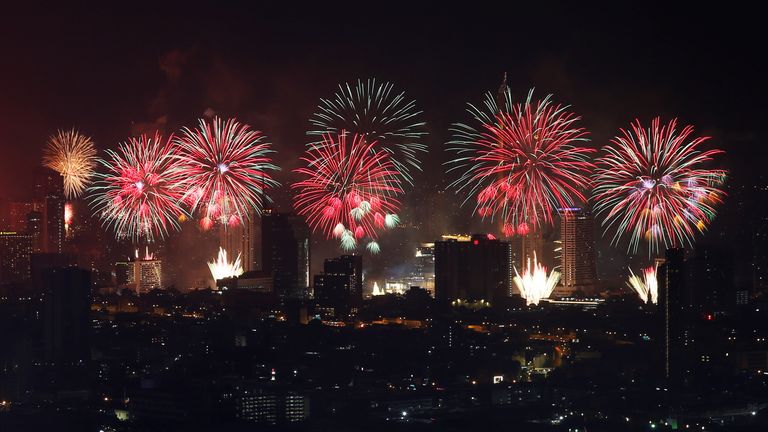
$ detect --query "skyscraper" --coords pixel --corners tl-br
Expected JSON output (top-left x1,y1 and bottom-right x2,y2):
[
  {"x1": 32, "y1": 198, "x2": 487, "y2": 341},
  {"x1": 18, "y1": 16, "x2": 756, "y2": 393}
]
[
  {"x1": 557, "y1": 208, "x2": 597, "y2": 296},
  {"x1": 0, "y1": 231, "x2": 34, "y2": 284},
  {"x1": 434, "y1": 234, "x2": 512, "y2": 302},
  {"x1": 115, "y1": 248, "x2": 163, "y2": 294},
  {"x1": 220, "y1": 209, "x2": 257, "y2": 272},
  {"x1": 313, "y1": 255, "x2": 363, "y2": 319},
  {"x1": 36, "y1": 168, "x2": 65, "y2": 254},
  {"x1": 27, "y1": 210, "x2": 43, "y2": 253},
  {"x1": 658, "y1": 247, "x2": 693, "y2": 381},
  {"x1": 43, "y1": 267, "x2": 91, "y2": 363},
  {"x1": 261, "y1": 210, "x2": 311, "y2": 299}
]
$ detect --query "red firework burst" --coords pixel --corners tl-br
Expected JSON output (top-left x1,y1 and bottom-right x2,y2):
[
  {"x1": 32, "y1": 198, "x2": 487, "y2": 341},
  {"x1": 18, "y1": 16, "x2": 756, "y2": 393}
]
[
  {"x1": 89, "y1": 132, "x2": 186, "y2": 241},
  {"x1": 292, "y1": 133, "x2": 403, "y2": 252},
  {"x1": 592, "y1": 117, "x2": 726, "y2": 254},
  {"x1": 174, "y1": 117, "x2": 279, "y2": 230},
  {"x1": 449, "y1": 91, "x2": 595, "y2": 233}
]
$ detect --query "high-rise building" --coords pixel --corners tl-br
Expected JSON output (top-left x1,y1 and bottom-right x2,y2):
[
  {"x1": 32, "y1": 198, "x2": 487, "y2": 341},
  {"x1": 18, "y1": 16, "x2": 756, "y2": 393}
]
[
  {"x1": 0, "y1": 231, "x2": 34, "y2": 284},
  {"x1": 7, "y1": 200, "x2": 43, "y2": 231},
  {"x1": 261, "y1": 210, "x2": 311, "y2": 299},
  {"x1": 36, "y1": 168, "x2": 65, "y2": 254},
  {"x1": 658, "y1": 247, "x2": 693, "y2": 381},
  {"x1": 409, "y1": 243, "x2": 435, "y2": 294},
  {"x1": 557, "y1": 208, "x2": 597, "y2": 296},
  {"x1": 220, "y1": 210, "x2": 257, "y2": 272},
  {"x1": 43, "y1": 267, "x2": 91, "y2": 363},
  {"x1": 30, "y1": 252, "x2": 78, "y2": 292},
  {"x1": 236, "y1": 388, "x2": 310, "y2": 425},
  {"x1": 313, "y1": 255, "x2": 363, "y2": 319},
  {"x1": 115, "y1": 248, "x2": 163, "y2": 294},
  {"x1": 27, "y1": 210, "x2": 43, "y2": 253},
  {"x1": 434, "y1": 234, "x2": 512, "y2": 302}
]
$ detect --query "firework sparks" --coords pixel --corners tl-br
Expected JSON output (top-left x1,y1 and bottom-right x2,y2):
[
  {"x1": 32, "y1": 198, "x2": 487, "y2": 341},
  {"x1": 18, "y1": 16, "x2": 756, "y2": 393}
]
[
  {"x1": 88, "y1": 132, "x2": 187, "y2": 242},
  {"x1": 627, "y1": 266, "x2": 658, "y2": 304},
  {"x1": 64, "y1": 202, "x2": 74, "y2": 236},
  {"x1": 292, "y1": 133, "x2": 403, "y2": 252},
  {"x1": 514, "y1": 254, "x2": 561, "y2": 306},
  {"x1": 43, "y1": 129, "x2": 97, "y2": 199},
  {"x1": 174, "y1": 117, "x2": 279, "y2": 230},
  {"x1": 208, "y1": 247, "x2": 244, "y2": 281},
  {"x1": 308, "y1": 78, "x2": 427, "y2": 183},
  {"x1": 448, "y1": 90, "x2": 594, "y2": 234},
  {"x1": 592, "y1": 118, "x2": 726, "y2": 254}
]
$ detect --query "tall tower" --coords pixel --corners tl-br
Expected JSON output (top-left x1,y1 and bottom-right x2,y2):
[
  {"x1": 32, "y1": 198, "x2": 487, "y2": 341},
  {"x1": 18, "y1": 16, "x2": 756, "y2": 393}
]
[
  {"x1": 43, "y1": 267, "x2": 91, "y2": 364},
  {"x1": 36, "y1": 168, "x2": 65, "y2": 254},
  {"x1": 557, "y1": 208, "x2": 597, "y2": 295},
  {"x1": 220, "y1": 209, "x2": 257, "y2": 272},
  {"x1": 261, "y1": 210, "x2": 311, "y2": 299},
  {"x1": 658, "y1": 247, "x2": 692, "y2": 382}
]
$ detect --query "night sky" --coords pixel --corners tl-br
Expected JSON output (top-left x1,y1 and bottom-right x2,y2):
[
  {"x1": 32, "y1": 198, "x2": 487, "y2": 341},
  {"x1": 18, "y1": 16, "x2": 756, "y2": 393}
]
[{"x1": 1, "y1": 3, "x2": 765, "y2": 282}]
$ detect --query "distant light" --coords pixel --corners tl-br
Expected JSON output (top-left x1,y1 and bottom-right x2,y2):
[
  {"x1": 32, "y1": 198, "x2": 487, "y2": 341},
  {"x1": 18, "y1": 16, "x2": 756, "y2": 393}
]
[
  {"x1": 473, "y1": 240, "x2": 479, "y2": 245},
  {"x1": 401, "y1": 411, "x2": 407, "y2": 417}
]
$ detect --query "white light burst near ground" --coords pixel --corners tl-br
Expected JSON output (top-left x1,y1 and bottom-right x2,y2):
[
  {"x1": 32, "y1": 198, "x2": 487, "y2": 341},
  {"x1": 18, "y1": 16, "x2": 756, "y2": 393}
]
[
  {"x1": 208, "y1": 247, "x2": 244, "y2": 281},
  {"x1": 514, "y1": 254, "x2": 560, "y2": 306},
  {"x1": 627, "y1": 266, "x2": 658, "y2": 304}
]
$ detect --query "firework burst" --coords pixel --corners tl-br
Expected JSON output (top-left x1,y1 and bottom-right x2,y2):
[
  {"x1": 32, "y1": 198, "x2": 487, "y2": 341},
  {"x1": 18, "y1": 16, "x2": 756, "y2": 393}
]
[
  {"x1": 174, "y1": 117, "x2": 279, "y2": 230},
  {"x1": 513, "y1": 253, "x2": 561, "y2": 306},
  {"x1": 208, "y1": 247, "x2": 244, "y2": 281},
  {"x1": 627, "y1": 266, "x2": 659, "y2": 304},
  {"x1": 308, "y1": 78, "x2": 427, "y2": 183},
  {"x1": 43, "y1": 129, "x2": 97, "y2": 199},
  {"x1": 88, "y1": 132, "x2": 186, "y2": 242},
  {"x1": 292, "y1": 133, "x2": 403, "y2": 252},
  {"x1": 448, "y1": 90, "x2": 595, "y2": 235},
  {"x1": 592, "y1": 118, "x2": 726, "y2": 254}
]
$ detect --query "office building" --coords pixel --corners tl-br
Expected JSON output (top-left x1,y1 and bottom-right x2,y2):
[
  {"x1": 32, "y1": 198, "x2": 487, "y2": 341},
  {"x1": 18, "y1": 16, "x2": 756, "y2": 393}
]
[
  {"x1": 261, "y1": 210, "x2": 311, "y2": 298},
  {"x1": 115, "y1": 248, "x2": 163, "y2": 294},
  {"x1": 36, "y1": 168, "x2": 65, "y2": 254},
  {"x1": 0, "y1": 231, "x2": 34, "y2": 284},
  {"x1": 313, "y1": 255, "x2": 363, "y2": 319},
  {"x1": 557, "y1": 208, "x2": 598, "y2": 296},
  {"x1": 658, "y1": 247, "x2": 693, "y2": 381},
  {"x1": 43, "y1": 267, "x2": 91, "y2": 363},
  {"x1": 220, "y1": 209, "x2": 257, "y2": 272},
  {"x1": 434, "y1": 234, "x2": 512, "y2": 302}
]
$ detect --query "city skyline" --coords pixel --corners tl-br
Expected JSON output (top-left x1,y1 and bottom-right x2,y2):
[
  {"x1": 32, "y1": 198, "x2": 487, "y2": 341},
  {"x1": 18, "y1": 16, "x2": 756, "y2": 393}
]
[{"x1": 1, "y1": 4, "x2": 766, "y2": 432}]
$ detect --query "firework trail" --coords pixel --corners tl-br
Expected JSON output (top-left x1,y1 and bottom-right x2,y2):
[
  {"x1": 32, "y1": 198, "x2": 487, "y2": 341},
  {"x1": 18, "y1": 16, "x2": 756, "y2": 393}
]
[
  {"x1": 592, "y1": 118, "x2": 726, "y2": 254},
  {"x1": 308, "y1": 78, "x2": 427, "y2": 184},
  {"x1": 43, "y1": 129, "x2": 97, "y2": 199},
  {"x1": 208, "y1": 247, "x2": 244, "y2": 281},
  {"x1": 448, "y1": 90, "x2": 594, "y2": 236},
  {"x1": 627, "y1": 266, "x2": 658, "y2": 304},
  {"x1": 513, "y1": 253, "x2": 561, "y2": 306},
  {"x1": 174, "y1": 117, "x2": 279, "y2": 230},
  {"x1": 292, "y1": 133, "x2": 403, "y2": 253},
  {"x1": 88, "y1": 132, "x2": 186, "y2": 242}
]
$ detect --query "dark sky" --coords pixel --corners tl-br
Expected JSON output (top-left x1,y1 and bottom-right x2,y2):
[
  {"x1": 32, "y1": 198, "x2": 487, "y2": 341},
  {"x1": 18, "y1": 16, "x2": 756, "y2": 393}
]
[{"x1": 1, "y1": 3, "x2": 765, "y2": 281}]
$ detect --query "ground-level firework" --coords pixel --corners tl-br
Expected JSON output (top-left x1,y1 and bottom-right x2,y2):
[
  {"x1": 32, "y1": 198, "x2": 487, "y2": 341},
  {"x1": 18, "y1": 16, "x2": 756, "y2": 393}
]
[
  {"x1": 174, "y1": 117, "x2": 279, "y2": 230},
  {"x1": 513, "y1": 253, "x2": 561, "y2": 306},
  {"x1": 308, "y1": 78, "x2": 427, "y2": 184},
  {"x1": 627, "y1": 266, "x2": 658, "y2": 304},
  {"x1": 43, "y1": 128, "x2": 97, "y2": 199},
  {"x1": 592, "y1": 117, "x2": 726, "y2": 255},
  {"x1": 293, "y1": 133, "x2": 403, "y2": 253},
  {"x1": 448, "y1": 90, "x2": 594, "y2": 235},
  {"x1": 208, "y1": 247, "x2": 244, "y2": 281},
  {"x1": 88, "y1": 133, "x2": 187, "y2": 242}
]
